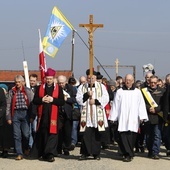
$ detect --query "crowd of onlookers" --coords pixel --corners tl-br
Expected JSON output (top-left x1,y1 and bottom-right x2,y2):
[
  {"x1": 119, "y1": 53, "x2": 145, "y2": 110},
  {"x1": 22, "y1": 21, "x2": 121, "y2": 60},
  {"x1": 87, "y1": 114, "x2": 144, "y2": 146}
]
[{"x1": 0, "y1": 70, "x2": 170, "y2": 162}]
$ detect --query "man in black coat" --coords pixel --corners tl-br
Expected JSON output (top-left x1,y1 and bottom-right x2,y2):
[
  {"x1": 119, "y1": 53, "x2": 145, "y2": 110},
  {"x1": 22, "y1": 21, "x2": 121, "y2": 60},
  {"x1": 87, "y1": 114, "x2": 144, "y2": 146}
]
[
  {"x1": 162, "y1": 74, "x2": 170, "y2": 156},
  {"x1": 142, "y1": 75, "x2": 164, "y2": 159},
  {"x1": 57, "y1": 75, "x2": 77, "y2": 156},
  {"x1": 30, "y1": 68, "x2": 65, "y2": 162},
  {"x1": 0, "y1": 86, "x2": 7, "y2": 156}
]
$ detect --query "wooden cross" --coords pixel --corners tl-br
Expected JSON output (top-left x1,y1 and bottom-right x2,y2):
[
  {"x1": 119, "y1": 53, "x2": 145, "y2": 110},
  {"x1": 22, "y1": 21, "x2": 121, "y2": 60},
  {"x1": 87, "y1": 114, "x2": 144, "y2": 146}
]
[
  {"x1": 115, "y1": 58, "x2": 119, "y2": 78},
  {"x1": 79, "y1": 15, "x2": 103, "y2": 77},
  {"x1": 79, "y1": 15, "x2": 103, "y2": 120}
]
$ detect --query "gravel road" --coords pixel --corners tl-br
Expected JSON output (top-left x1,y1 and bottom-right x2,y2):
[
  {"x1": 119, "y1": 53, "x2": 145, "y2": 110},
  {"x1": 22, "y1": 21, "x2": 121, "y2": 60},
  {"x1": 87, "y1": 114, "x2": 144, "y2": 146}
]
[{"x1": 0, "y1": 144, "x2": 170, "y2": 170}]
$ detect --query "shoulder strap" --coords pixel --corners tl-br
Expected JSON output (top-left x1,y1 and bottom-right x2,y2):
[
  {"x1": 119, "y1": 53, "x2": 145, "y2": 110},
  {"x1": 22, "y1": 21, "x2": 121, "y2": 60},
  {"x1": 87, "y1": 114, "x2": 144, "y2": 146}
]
[{"x1": 141, "y1": 88, "x2": 158, "y2": 107}]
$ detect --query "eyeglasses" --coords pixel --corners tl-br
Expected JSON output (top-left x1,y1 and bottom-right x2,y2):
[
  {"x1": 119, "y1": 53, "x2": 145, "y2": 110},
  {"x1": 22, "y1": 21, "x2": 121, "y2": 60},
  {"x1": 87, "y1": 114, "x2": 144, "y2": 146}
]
[
  {"x1": 150, "y1": 82, "x2": 157, "y2": 84},
  {"x1": 58, "y1": 82, "x2": 65, "y2": 84},
  {"x1": 15, "y1": 81, "x2": 22, "y2": 84}
]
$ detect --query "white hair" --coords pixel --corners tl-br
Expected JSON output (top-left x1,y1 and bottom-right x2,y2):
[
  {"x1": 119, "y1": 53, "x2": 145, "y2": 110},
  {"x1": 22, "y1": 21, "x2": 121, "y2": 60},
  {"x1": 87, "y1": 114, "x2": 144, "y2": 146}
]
[{"x1": 57, "y1": 75, "x2": 67, "y2": 82}]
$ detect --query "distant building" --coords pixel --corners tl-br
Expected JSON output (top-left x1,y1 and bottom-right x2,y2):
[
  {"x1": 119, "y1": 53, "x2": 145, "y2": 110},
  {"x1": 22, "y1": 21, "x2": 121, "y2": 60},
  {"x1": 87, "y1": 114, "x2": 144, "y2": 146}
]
[{"x1": 0, "y1": 70, "x2": 73, "y2": 89}]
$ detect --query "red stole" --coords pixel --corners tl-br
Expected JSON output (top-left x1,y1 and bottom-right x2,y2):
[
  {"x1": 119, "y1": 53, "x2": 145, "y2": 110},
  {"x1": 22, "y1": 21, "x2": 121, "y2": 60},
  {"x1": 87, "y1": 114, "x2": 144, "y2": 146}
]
[
  {"x1": 11, "y1": 86, "x2": 29, "y2": 117},
  {"x1": 38, "y1": 83, "x2": 59, "y2": 134},
  {"x1": 104, "y1": 84, "x2": 111, "y2": 119}
]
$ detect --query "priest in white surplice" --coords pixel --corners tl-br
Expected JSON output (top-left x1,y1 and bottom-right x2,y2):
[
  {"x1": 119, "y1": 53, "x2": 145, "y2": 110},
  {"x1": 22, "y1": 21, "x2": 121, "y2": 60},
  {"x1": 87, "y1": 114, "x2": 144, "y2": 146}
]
[
  {"x1": 76, "y1": 69, "x2": 109, "y2": 160},
  {"x1": 108, "y1": 74, "x2": 148, "y2": 162}
]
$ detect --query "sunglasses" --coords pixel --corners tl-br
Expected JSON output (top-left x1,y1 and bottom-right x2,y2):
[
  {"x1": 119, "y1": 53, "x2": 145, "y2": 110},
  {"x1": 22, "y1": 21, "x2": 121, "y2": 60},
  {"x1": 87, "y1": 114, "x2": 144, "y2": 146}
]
[{"x1": 150, "y1": 82, "x2": 157, "y2": 84}]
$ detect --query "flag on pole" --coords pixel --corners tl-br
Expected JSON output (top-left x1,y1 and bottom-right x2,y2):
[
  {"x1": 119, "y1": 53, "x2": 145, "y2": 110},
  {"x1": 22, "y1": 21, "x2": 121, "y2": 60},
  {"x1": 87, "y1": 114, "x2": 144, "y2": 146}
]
[
  {"x1": 42, "y1": 6, "x2": 74, "y2": 58},
  {"x1": 39, "y1": 29, "x2": 47, "y2": 84}
]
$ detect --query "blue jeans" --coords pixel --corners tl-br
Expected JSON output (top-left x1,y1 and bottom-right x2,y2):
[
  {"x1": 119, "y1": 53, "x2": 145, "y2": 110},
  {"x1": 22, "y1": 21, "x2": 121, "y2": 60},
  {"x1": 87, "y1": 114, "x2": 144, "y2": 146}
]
[
  {"x1": 12, "y1": 110, "x2": 30, "y2": 155},
  {"x1": 29, "y1": 116, "x2": 37, "y2": 148},
  {"x1": 71, "y1": 121, "x2": 79, "y2": 145},
  {"x1": 146, "y1": 124, "x2": 162, "y2": 156}
]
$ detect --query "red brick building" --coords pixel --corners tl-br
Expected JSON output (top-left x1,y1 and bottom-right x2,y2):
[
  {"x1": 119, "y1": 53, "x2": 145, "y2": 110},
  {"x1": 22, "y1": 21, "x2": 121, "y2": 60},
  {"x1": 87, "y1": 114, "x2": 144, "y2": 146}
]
[{"x1": 0, "y1": 70, "x2": 73, "y2": 88}]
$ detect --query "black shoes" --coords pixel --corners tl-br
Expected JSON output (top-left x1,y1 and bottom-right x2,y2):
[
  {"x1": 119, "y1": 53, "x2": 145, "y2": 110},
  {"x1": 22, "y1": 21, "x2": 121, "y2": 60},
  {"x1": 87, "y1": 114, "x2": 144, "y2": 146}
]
[
  {"x1": 134, "y1": 148, "x2": 139, "y2": 153},
  {"x1": 140, "y1": 147, "x2": 145, "y2": 153},
  {"x1": 48, "y1": 156, "x2": 55, "y2": 162},
  {"x1": 79, "y1": 154, "x2": 100, "y2": 161},
  {"x1": 79, "y1": 154, "x2": 87, "y2": 161},
  {"x1": 148, "y1": 152, "x2": 160, "y2": 160},
  {"x1": 64, "y1": 150, "x2": 70, "y2": 156},
  {"x1": 69, "y1": 143, "x2": 76, "y2": 151},
  {"x1": 56, "y1": 150, "x2": 62, "y2": 157},
  {"x1": 57, "y1": 149, "x2": 70, "y2": 156},
  {"x1": 42, "y1": 154, "x2": 55, "y2": 162},
  {"x1": 152, "y1": 155, "x2": 160, "y2": 160},
  {"x1": 123, "y1": 156, "x2": 132, "y2": 162},
  {"x1": 135, "y1": 146, "x2": 145, "y2": 153},
  {"x1": 166, "y1": 150, "x2": 170, "y2": 156},
  {"x1": 1, "y1": 151, "x2": 8, "y2": 158},
  {"x1": 93, "y1": 155, "x2": 101, "y2": 160},
  {"x1": 101, "y1": 145, "x2": 109, "y2": 150}
]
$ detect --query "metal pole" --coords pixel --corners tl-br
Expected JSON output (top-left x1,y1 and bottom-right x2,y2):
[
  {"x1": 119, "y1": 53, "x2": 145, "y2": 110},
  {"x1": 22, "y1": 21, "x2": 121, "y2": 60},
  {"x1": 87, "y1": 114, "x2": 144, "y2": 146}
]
[{"x1": 71, "y1": 30, "x2": 75, "y2": 76}]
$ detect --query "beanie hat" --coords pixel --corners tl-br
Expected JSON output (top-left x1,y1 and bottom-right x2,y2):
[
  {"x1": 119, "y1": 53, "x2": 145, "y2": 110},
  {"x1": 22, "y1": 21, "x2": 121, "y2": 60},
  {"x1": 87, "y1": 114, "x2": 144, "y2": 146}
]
[{"x1": 0, "y1": 84, "x2": 8, "y2": 91}]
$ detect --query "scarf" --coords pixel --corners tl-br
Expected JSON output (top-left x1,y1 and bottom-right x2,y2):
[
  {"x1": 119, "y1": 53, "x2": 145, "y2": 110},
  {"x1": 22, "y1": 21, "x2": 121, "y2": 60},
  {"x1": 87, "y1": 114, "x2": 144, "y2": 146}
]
[
  {"x1": 80, "y1": 81, "x2": 105, "y2": 132},
  {"x1": 104, "y1": 84, "x2": 111, "y2": 119},
  {"x1": 38, "y1": 83, "x2": 59, "y2": 134}
]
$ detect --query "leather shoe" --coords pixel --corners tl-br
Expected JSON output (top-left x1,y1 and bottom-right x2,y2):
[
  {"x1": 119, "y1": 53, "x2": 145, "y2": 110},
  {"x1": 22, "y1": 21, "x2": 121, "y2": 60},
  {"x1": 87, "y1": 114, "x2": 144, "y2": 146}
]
[
  {"x1": 15, "y1": 155, "x2": 23, "y2": 160},
  {"x1": 24, "y1": 149, "x2": 30, "y2": 156},
  {"x1": 167, "y1": 150, "x2": 170, "y2": 156},
  {"x1": 48, "y1": 156, "x2": 55, "y2": 162},
  {"x1": 123, "y1": 156, "x2": 132, "y2": 162},
  {"x1": 79, "y1": 155, "x2": 87, "y2": 161},
  {"x1": 42, "y1": 154, "x2": 55, "y2": 162},
  {"x1": 69, "y1": 143, "x2": 75, "y2": 151},
  {"x1": 64, "y1": 151, "x2": 70, "y2": 156},
  {"x1": 2, "y1": 151, "x2": 8, "y2": 158},
  {"x1": 152, "y1": 155, "x2": 160, "y2": 160},
  {"x1": 101, "y1": 145, "x2": 109, "y2": 150},
  {"x1": 93, "y1": 155, "x2": 101, "y2": 160},
  {"x1": 57, "y1": 150, "x2": 62, "y2": 156}
]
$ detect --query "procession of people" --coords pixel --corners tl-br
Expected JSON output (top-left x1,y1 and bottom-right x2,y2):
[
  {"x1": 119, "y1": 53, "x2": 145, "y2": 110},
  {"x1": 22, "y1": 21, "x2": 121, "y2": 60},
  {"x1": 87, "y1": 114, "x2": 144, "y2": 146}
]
[{"x1": 0, "y1": 67, "x2": 170, "y2": 164}]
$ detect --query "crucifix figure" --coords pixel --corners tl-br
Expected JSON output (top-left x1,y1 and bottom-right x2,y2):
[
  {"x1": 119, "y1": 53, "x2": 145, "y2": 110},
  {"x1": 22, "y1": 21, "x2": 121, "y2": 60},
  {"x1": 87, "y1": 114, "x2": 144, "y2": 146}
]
[{"x1": 79, "y1": 15, "x2": 103, "y2": 120}]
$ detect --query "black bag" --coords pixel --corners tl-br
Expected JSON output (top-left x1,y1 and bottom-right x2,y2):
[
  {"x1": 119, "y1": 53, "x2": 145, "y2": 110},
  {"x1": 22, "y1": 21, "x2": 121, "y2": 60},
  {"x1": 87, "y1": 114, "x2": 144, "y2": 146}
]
[{"x1": 72, "y1": 108, "x2": 81, "y2": 120}]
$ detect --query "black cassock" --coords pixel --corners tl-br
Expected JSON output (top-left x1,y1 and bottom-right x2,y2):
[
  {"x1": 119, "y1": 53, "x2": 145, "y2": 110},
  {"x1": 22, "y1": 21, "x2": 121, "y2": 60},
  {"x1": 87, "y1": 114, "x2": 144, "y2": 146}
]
[
  {"x1": 80, "y1": 127, "x2": 101, "y2": 156},
  {"x1": 30, "y1": 84, "x2": 64, "y2": 159}
]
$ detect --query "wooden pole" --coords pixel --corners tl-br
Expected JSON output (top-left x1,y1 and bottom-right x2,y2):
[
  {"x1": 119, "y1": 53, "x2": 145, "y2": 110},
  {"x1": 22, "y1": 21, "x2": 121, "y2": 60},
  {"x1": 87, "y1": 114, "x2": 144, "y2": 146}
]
[
  {"x1": 79, "y1": 15, "x2": 103, "y2": 120},
  {"x1": 115, "y1": 58, "x2": 119, "y2": 78}
]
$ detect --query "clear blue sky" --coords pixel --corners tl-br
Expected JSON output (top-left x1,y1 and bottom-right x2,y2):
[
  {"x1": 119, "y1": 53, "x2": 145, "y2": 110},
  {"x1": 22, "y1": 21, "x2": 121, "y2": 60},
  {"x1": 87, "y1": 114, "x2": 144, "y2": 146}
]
[{"x1": 0, "y1": 0, "x2": 170, "y2": 80}]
